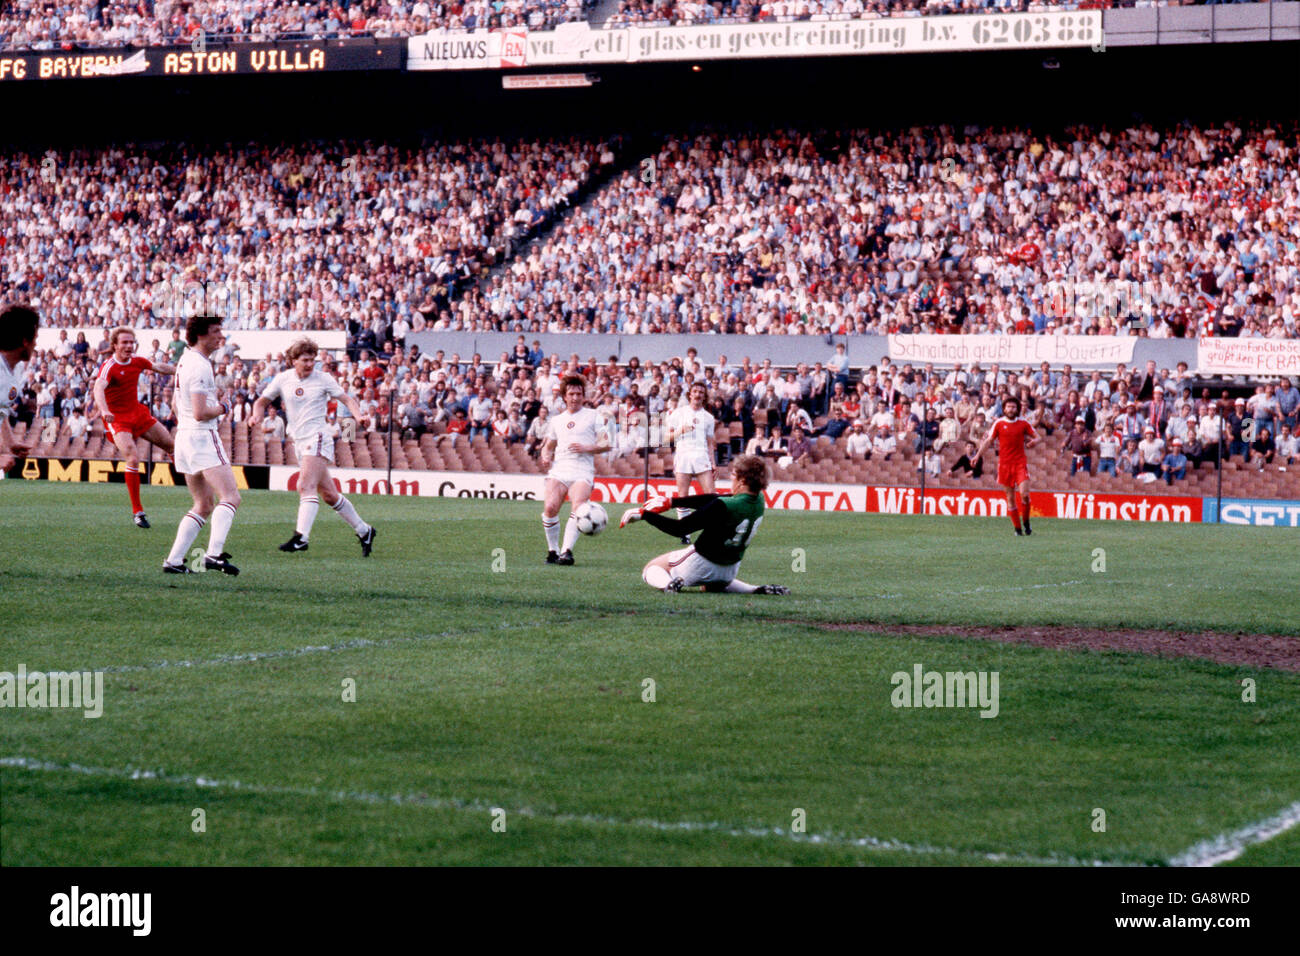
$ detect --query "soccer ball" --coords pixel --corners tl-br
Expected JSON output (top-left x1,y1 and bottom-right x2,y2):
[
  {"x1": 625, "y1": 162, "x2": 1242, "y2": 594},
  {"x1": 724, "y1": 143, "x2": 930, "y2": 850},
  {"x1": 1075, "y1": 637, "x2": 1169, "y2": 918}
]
[{"x1": 573, "y1": 502, "x2": 608, "y2": 536}]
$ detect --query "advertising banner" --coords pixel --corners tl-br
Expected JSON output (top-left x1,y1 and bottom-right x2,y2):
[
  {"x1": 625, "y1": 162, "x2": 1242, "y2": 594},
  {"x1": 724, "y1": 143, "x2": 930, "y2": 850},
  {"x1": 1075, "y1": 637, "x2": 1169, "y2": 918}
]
[
  {"x1": 1202, "y1": 497, "x2": 1300, "y2": 527},
  {"x1": 10, "y1": 457, "x2": 268, "y2": 488},
  {"x1": 1197, "y1": 337, "x2": 1300, "y2": 377},
  {"x1": 407, "y1": 29, "x2": 527, "y2": 70},
  {"x1": 888, "y1": 334, "x2": 1137, "y2": 369}
]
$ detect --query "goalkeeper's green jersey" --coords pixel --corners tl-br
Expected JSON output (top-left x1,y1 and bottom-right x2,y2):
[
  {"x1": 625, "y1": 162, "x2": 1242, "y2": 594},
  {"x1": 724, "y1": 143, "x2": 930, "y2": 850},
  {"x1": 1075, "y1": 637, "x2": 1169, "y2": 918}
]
[{"x1": 693, "y1": 492, "x2": 766, "y2": 565}]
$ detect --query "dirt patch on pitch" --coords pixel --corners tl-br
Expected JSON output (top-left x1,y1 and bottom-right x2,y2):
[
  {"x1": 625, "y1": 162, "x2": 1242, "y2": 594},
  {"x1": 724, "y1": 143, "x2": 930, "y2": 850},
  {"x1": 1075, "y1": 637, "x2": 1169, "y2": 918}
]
[{"x1": 803, "y1": 621, "x2": 1300, "y2": 673}]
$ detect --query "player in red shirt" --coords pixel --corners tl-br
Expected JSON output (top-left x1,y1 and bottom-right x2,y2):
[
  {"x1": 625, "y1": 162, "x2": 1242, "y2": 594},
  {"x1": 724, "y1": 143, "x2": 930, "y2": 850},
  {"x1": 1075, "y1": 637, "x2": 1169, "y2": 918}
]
[
  {"x1": 93, "y1": 327, "x2": 176, "y2": 528},
  {"x1": 973, "y1": 395, "x2": 1041, "y2": 536}
]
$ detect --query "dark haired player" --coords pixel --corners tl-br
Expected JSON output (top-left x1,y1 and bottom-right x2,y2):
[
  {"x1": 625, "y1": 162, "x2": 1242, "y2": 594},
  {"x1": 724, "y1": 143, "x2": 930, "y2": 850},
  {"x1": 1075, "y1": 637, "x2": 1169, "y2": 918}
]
[
  {"x1": 540, "y1": 374, "x2": 610, "y2": 565},
  {"x1": 973, "y1": 395, "x2": 1041, "y2": 536},
  {"x1": 162, "y1": 315, "x2": 241, "y2": 575},
  {"x1": 94, "y1": 326, "x2": 176, "y2": 528},
  {"x1": 620, "y1": 454, "x2": 788, "y2": 594},
  {"x1": 0, "y1": 304, "x2": 40, "y2": 473}
]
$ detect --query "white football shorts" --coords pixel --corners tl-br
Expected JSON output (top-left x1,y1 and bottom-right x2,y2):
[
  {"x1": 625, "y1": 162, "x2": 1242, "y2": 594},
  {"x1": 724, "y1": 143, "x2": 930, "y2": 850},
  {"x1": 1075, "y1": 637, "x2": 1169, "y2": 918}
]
[
  {"x1": 294, "y1": 431, "x2": 335, "y2": 464},
  {"x1": 674, "y1": 450, "x2": 713, "y2": 477},
  {"x1": 174, "y1": 429, "x2": 229, "y2": 475},
  {"x1": 661, "y1": 545, "x2": 740, "y2": 587}
]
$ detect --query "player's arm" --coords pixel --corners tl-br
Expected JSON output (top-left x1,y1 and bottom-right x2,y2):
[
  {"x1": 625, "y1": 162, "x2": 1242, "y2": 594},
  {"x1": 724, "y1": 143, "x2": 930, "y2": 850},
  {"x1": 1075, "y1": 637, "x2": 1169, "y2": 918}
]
[
  {"x1": 587, "y1": 425, "x2": 613, "y2": 455},
  {"x1": 1025, "y1": 426, "x2": 1042, "y2": 449},
  {"x1": 0, "y1": 416, "x2": 26, "y2": 467},
  {"x1": 973, "y1": 430, "x2": 994, "y2": 463},
  {"x1": 249, "y1": 379, "x2": 282, "y2": 428},
  {"x1": 641, "y1": 498, "x2": 726, "y2": 537},
  {"x1": 670, "y1": 493, "x2": 723, "y2": 510},
  {"x1": 93, "y1": 367, "x2": 114, "y2": 423},
  {"x1": 147, "y1": 360, "x2": 176, "y2": 376},
  {"x1": 540, "y1": 432, "x2": 557, "y2": 466},
  {"x1": 247, "y1": 394, "x2": 271, "y2": 428},
  {"x1": 192, "y1": 389, "x2": 230, "y2": 423},
  {"x1": 339, "y1": 392, "x2": 364, "y2": 422}
]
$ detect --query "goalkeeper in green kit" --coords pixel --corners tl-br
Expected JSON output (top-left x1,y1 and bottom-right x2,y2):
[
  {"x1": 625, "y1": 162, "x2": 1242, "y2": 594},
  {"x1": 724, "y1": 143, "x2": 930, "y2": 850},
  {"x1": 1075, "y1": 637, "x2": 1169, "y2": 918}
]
[{"x1": 620, "y1": 454, "x2": 789, "y2": 595}]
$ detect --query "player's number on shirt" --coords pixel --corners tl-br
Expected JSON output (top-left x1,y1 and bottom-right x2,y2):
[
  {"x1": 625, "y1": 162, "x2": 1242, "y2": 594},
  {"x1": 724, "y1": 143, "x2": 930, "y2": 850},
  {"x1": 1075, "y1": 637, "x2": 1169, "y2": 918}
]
[{"x1": 724, "y1": 516, "x2": 763, "y2": 549}]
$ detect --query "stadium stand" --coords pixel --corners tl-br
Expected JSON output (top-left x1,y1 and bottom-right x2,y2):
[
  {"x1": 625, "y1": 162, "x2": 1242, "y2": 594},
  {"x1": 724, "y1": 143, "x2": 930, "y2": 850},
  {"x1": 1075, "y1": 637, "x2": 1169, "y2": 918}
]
[
  {"x1": 0, "y1": 0, "x2": 596, "y2": 50},
  {"x1": 466, "y1": 122, "x2": 1298, "y2": 337},
  {"x1": 606, "y1": 0, "x2": 1268, "y2": 28},
  {"x1": 4, "y1": 119, "x2": 1297, "y2": 498},
  {"x1": 0, "y1": 0, "x2": 1273, "y2": 52},
  {"x1": 1, "y1": 136, "x2": 622, "y2": 331}
]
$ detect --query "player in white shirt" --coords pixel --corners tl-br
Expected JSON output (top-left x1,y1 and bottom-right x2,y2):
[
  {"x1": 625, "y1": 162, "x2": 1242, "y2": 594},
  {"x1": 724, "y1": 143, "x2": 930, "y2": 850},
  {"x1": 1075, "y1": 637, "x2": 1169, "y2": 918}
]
[
  {"x1": 665, "y1": 382, "x2": 717, "y2": 543},
  {"x1": 249, "y1": 338, "x2": 376, "y2": 556},
  {"x1": 0, "y1": 304, "x2": 39, "y2": 474},
  {"x1": 540, "y1": 374, "x2": 611, "y2": 565},
  {"x1": 162, "y1": 316, "x2": 242, "y2": 576}
]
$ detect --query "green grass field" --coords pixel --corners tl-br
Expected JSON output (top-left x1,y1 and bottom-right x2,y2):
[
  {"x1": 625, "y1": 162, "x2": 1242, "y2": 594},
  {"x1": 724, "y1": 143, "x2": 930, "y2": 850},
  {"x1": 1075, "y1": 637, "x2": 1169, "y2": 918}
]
[{"x1": 2, "y1": 481, "x2": 1298, "y2": 866}]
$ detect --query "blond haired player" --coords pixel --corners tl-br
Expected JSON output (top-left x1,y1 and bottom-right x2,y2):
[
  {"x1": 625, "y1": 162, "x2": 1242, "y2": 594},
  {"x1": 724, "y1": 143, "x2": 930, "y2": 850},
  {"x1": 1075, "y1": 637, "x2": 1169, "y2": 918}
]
[
  {"x1": 93, "y1": 327, "x2": 176, "y2": 527},
  {"x1": 249, "y1": 338, "x2": 376, "y2": 556},
  {"x1": 540, "y1": 374, "x2": 611, "y2": 565}
]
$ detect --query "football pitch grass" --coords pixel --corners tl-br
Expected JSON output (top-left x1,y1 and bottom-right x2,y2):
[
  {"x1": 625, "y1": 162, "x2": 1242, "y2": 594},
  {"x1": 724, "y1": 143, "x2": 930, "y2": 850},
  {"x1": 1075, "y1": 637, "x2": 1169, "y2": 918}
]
[{"x1": 2, "y1": 482, "x2": 1298, "y2": 866}]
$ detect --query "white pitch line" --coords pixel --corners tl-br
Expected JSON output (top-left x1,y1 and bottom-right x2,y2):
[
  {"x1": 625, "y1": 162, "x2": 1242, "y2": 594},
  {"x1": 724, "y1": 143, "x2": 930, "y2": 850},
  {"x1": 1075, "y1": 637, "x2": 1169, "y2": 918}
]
[
  {"x1": 0, "y1": 756, "x2": 1125, "y2": 867},
  {"x1": 1168, "y1": 800, "x2": 1300, "y2": 867}
]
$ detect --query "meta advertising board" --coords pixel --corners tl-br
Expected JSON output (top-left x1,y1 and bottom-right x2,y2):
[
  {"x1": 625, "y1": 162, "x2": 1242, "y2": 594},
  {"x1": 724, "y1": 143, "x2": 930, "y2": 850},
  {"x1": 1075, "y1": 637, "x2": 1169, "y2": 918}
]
[
  {"x1": 7, "y1": 457, "x2": 269, "y2": 488},
  {"x1": 0, "y1": 38, "x2": 403, "y2": 82},
  {"x1": 410, "y1": 11, "x2": 1102, "y2": 71}
]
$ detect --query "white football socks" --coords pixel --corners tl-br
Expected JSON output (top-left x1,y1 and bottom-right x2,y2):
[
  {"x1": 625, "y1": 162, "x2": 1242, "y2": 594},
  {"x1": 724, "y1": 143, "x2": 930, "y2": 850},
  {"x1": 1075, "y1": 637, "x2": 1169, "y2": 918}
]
[
  {"x1": 206, "y1": 500, "x2": 238, "y2": 558},
  {"x1": 296, "y1": 495, "x2": 320, "y2": 541},
  {"x1": 561, "y1": 513, "x2": 580, "y2": 553},
  {"x1": 166, "y1": 511, "x2": 205, "y2": 566},
  {"x1": 723, "y1": 579, "x2": 760, "y2": 594},
  {"x1": 543, "y1": 515, "x2": 560, "y2": 552},
  {"x1": 331, "y1": 495, "x2": 369, "y2": 536}
]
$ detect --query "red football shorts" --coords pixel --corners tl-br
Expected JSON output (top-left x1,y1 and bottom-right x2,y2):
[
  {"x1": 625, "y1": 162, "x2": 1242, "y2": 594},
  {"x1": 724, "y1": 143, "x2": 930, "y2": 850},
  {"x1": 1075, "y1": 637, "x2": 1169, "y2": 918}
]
[
  {"x1": 105, "y1": 405, "x2": 159, "y2": 442},
  {"x1": 998, "y1": 460, "x2": 1030, "y2": 488}
]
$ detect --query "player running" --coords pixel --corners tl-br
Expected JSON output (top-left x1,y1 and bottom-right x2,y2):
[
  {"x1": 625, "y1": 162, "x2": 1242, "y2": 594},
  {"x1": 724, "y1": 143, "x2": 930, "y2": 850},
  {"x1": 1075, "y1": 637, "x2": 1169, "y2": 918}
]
[
  {"x1": 162, "y1": 315, "x2": 242, "y2": 576},
  {"x1": 93, "y1": 327, "x2": 176, "y2": 528},
  {"x1": 0, "y1": 304, "x2": 39, "y2": 474},
  {"x1": 249, "y1": 338, "x2": 376, "y2": 556},
  {"x1": 973, "y1": 395, "x2": 1041, "y2": 536},
  {"x1": 540, "y1": 374, "x2": 611, "y2": 566},
  {"x1": 665, "y1": 381, "x2": 716, "y2": 543},
  {"x1": 619, "y1": 453, "x2": 789, "y2": 595}
]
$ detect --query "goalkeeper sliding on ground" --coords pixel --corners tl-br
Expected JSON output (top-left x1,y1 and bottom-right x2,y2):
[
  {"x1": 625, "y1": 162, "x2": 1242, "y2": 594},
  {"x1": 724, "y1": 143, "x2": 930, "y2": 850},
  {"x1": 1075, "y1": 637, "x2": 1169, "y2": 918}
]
[{"x1": 619, "y1": 454, "x2": 789, "y2": 595}]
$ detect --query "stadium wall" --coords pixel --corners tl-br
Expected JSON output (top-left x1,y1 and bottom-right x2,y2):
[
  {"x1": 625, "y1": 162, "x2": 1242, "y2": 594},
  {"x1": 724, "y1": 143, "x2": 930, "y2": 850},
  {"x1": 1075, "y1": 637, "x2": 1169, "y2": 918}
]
[{"x1": 408, "y1": 332, "x2": 1197, "y2": 371}]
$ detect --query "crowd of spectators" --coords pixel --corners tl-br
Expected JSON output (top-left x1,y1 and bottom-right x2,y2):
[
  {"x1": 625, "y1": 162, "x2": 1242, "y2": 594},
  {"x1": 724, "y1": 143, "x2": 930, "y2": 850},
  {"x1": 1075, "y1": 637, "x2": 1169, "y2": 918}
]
[
  {"x1": 458, "y1": 121, "x2": 1299, "y2": 336},
  {"x1": 4, "y1": 122, "x2": 1296, "y2": 340},
  {"x1": 607, "y1": 0, "x2": 1264, "y2": 28},
  {"x1": 0, "y1": 0, "x2": 593, "y2": 51},
  {"x1": 1, "y1": 136, "x2": 619, "y2": 333}
]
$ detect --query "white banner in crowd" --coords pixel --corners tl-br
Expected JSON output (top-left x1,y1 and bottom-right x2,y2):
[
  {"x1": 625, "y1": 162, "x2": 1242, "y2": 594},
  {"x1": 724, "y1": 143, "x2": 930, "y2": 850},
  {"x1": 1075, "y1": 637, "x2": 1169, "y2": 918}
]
[
  {"x1": 36, "y1": 328, "x2": 346, "y2": 356},
  {"x1": 1197, "y1": 337, "x2": 1300, "y2": 378},
  {"x1": 413, "y1": 11, "x2": 1101, "y2": 70},
  {"x1": 888, "y1": 334, "x2": 1137, "y2": 369}
]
